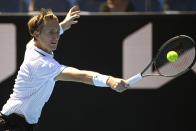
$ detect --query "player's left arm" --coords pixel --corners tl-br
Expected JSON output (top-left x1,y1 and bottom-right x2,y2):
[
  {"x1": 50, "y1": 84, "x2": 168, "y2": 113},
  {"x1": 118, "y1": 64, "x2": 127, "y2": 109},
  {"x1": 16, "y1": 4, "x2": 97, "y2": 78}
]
[{"x1": 59, "y1": 6, "x2": 80, "y2": 32}]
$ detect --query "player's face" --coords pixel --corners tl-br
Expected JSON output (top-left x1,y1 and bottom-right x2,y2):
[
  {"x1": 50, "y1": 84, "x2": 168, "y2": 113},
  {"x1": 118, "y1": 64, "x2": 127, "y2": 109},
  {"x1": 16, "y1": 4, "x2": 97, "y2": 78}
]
[{"x1": 36, "y1": 19, "x2": 60, "y2": 54}]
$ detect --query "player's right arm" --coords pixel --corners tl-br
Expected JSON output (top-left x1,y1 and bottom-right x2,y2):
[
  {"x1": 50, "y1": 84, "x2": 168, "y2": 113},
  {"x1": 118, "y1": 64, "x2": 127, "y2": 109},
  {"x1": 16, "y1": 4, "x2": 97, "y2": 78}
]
[{"x1": 55, "y1": 67, "x2": 129, "y2": 93}]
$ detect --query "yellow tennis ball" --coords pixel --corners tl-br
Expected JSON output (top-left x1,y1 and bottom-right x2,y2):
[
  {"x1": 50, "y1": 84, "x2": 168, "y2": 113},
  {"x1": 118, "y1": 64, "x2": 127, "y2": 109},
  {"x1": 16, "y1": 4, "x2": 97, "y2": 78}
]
[{"x1": 167, "y1": 51, "x2": 178, "y2": 62}]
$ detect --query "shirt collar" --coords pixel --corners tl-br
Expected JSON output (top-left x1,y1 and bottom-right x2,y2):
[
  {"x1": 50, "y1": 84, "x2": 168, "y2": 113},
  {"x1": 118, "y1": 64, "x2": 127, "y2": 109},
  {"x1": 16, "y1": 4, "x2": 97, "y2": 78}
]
[{"x1": 34, "y1": 45, "x2": 54, "y2": 58}]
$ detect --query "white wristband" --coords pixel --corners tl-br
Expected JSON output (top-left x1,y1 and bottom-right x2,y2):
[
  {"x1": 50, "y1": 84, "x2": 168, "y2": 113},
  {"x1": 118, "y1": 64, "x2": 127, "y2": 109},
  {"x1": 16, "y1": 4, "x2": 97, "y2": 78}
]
[
  {"x1": 93, "y1": 74, "x2": 110, "y2": 87},
  {"x1": 59, "y1": 25, "x2": 64, "y2": 35}
]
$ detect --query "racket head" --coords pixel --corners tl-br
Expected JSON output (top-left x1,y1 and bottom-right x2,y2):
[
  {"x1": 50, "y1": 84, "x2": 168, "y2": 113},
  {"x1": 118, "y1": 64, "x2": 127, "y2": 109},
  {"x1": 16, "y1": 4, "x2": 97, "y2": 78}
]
[{"x1": 154, "y1": 35, "x2": 196, "y2": 77}]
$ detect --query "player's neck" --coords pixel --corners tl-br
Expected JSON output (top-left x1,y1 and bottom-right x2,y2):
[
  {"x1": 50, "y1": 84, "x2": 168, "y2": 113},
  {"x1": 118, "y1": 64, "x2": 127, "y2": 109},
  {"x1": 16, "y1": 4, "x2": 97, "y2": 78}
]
[{"x1": 34, "y1": 42, "x2": 52, "y2": 54}]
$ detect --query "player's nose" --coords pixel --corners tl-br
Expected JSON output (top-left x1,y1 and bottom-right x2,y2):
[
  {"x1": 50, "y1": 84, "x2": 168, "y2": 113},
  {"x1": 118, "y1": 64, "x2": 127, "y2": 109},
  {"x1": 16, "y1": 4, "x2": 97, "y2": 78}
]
[{"x1": 53, "y1": 33, "x2": 60, "y2": 40}]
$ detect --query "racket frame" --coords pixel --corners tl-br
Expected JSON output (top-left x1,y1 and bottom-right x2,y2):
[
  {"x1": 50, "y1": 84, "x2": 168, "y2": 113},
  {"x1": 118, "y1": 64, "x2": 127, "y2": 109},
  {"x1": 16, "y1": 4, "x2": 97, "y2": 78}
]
[
  {"x1": 154, "y1": 35, "x2": 196, "y2": 77},
  {"x1": 127, "y1": 35, "x2": 196, "y2": 86}
]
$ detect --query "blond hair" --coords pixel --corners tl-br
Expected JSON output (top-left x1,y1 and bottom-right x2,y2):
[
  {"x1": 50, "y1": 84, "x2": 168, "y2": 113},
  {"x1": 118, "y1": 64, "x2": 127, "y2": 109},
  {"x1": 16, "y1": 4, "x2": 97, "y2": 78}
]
[{"x1": 28, "y1": 8, "x2": 59, "y2": 37}]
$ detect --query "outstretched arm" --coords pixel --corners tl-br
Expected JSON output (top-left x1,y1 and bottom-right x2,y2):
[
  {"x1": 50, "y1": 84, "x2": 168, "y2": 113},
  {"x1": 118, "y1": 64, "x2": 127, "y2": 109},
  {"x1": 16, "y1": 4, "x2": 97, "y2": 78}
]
[
  {"x1": 60, "y1": 6, "x2": 80, "y2": 32},
  {"x1": 55, "y1": 67, "x2": 129, "y2": 93}
]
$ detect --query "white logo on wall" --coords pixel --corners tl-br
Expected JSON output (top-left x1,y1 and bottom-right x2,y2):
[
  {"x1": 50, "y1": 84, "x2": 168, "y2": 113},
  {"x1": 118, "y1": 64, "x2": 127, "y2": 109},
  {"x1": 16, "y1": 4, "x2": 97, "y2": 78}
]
[
  {"x1": 0, "y1": 24, "x2": 16, "y2": 83},
  {"x1": 123, "y1": 23, "x2": 196, "y2": 89}
]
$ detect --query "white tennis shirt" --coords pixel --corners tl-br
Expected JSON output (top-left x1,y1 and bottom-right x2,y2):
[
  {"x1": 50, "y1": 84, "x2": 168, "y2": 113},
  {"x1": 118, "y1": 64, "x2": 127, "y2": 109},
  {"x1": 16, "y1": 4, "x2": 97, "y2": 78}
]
[{"x1": 1, "y1": 40, "x2": 66, "y2": 124}]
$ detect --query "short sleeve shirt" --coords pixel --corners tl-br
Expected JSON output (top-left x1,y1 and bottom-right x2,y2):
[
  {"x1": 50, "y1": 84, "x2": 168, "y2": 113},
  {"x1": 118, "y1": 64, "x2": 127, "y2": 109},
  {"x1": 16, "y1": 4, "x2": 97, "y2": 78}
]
[{"x1": 1, "y1": 40, "x2": 66, "y2": 124}]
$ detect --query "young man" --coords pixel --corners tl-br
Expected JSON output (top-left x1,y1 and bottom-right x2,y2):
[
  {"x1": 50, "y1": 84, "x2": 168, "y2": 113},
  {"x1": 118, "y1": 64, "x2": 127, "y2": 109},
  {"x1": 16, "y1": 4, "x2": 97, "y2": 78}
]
[{"x1": 0, "y1": 6, "x2": 129, "y2": 131}]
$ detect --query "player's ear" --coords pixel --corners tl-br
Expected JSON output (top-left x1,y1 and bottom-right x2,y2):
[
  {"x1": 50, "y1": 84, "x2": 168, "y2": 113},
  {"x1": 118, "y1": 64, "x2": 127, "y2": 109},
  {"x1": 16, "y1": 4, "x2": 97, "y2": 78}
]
[{"x1": 33, "y1": 31, "x2": 40, "y2": 40}]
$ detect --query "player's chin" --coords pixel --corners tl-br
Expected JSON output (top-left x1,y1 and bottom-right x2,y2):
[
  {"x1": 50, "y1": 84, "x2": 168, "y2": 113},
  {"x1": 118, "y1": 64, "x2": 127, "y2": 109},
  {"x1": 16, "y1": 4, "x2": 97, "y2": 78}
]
[
  {"x1": 50, "y1": 44, "x2": 58, "y2": 50},
  {"x1": 51, "y1": 48, "x2": 57, "y2": 51}
]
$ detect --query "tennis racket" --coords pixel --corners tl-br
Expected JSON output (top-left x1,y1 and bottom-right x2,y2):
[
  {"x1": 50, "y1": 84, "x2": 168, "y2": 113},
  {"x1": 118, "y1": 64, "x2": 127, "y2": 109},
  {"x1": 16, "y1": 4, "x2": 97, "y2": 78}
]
[{"x1": 126, "y1": 35, "x2": 196, "y2": 86}]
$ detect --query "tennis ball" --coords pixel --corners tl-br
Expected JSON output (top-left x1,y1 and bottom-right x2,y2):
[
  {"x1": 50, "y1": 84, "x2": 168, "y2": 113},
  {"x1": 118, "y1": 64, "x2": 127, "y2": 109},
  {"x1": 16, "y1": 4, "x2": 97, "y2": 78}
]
[{"x1": 167, "y1": 51, "x2": 178, "y2": 62}]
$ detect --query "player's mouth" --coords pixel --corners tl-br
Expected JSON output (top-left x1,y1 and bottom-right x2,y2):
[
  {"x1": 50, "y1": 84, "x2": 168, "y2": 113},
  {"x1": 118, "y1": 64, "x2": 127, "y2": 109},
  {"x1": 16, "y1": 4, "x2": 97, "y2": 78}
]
[{"x1": 51, "y1": 42, "x2": 57, "y2": 45}]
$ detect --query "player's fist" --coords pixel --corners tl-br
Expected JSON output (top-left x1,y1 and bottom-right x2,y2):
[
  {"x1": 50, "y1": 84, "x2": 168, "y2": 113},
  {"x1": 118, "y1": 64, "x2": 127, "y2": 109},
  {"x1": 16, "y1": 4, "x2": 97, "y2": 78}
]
[{"x1": 107, "y1": 77, "x2": 129, "y2": 93}]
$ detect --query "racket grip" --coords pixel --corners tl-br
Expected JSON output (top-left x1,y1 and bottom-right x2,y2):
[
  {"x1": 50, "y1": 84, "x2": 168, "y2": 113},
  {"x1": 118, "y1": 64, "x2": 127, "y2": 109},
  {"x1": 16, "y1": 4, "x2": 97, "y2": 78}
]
[{"x1": 126, "y1": 73, "x2": 142, "y2": 85}]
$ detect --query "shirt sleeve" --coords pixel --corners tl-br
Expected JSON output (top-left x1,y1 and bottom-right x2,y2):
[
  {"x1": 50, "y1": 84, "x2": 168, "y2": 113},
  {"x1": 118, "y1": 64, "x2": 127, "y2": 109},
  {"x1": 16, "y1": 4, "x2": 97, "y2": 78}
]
[
  {"x1": 35, "y1": 58, "x2": 66, "y2": 80},
  {"x1": 59, "y1": 25, "x2": 64, "y2": 35}
]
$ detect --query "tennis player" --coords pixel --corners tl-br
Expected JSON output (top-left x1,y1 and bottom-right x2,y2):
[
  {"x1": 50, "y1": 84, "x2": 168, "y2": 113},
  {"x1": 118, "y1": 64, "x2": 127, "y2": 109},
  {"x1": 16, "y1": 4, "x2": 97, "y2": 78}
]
[{"x1": 0, "y1": 6, "x2": 129, "y2": 131}]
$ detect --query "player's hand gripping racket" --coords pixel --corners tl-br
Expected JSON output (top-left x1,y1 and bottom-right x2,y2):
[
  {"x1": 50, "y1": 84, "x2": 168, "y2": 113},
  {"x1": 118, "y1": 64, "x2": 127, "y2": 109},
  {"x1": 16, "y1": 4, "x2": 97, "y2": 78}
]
[{"x1": 126, "y1": 35, "x2": 196, "y2": 87}]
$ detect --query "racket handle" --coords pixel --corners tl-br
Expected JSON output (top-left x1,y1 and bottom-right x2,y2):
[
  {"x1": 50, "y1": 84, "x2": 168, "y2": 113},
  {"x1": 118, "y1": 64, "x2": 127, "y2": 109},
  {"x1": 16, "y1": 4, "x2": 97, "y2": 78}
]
[{"x1": 126, "y1": 73, "x2": 142, "y2": 85}]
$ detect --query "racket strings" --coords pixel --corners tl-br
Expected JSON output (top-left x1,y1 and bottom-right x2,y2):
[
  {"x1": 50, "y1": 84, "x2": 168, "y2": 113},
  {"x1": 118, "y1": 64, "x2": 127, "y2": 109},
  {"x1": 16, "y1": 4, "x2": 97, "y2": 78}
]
[{"x1": 155, "y1": 36, "x2": 195, "y2": 77}]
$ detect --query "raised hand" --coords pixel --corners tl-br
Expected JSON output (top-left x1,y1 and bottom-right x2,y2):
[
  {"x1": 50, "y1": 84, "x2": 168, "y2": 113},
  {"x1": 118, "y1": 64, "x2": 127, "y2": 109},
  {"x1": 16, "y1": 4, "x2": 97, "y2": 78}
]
[{"x1": 60, "y1": 6, "x2": 80, "y2": 31}]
